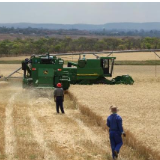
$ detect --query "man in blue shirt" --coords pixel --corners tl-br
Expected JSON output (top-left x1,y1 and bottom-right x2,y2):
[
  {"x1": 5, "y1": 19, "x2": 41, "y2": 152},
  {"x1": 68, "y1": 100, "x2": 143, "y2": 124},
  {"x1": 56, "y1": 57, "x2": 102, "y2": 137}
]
[{"x1": 107, "y1": 106, "x2": 126, "y2": 159}]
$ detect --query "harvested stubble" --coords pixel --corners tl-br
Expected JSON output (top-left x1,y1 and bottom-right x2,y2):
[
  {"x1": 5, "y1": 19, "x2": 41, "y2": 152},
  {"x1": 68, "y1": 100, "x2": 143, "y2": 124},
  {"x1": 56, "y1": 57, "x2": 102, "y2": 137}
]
[
  {"x1": 0, "y1": 82, "x2": 115, "y2": 160},
  {"x1": 0, "y1": 80, "x2": 148, "y2": 160},
  {"x1": 69, "y1": 82, "x2": 160, "y2": 159}
]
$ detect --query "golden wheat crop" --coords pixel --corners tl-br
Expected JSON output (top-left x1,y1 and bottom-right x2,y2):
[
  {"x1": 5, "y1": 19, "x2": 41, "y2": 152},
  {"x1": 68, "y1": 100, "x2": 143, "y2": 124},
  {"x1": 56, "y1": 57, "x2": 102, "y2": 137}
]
[
  {"x1": 113, "y1": 65, "x2": 160, "y2": 82},
  {"x1": 69, "y1": 81, "x2": 160, "y2": 155},
  {"x1": 109, "y1": 52, "x2": 160, "y2": 61}
]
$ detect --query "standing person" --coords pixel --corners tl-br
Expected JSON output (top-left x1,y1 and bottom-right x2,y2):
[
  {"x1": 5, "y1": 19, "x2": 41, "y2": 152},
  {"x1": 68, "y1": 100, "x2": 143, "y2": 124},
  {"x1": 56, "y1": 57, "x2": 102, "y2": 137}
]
[
  {"x1": 54, "y1": 83, "x2": 65, "y2": 114},
  {"x1": 106, "y1": 106, "x2": 126, "y2": 159}
]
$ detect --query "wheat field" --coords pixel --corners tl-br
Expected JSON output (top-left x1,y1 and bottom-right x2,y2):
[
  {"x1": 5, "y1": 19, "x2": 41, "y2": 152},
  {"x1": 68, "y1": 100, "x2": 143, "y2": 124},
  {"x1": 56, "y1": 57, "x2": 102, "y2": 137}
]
[
  {"x1": 0, "y1": 80, "x2": 147, "y2": 160},
  {"x1": 69, "y1": 71, "x2": 160, "y2": 158},
  {"x1": 0, "y1": 53, "x2": 160, "y2": 159}
]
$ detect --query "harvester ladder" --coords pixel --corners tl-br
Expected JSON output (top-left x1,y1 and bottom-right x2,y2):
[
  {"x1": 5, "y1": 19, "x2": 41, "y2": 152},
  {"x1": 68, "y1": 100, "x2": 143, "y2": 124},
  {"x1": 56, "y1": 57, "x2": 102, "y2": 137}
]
[{"x1": 5, "y1": 67, "x2": 22, "y2": 80}]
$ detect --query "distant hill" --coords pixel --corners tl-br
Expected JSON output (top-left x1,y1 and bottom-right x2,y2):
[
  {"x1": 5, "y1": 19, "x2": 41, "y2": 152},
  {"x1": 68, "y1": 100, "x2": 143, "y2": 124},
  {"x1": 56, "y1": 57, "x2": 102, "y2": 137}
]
[{"x1": 1, "y1": 22, "x2": 160, "y2": 31}]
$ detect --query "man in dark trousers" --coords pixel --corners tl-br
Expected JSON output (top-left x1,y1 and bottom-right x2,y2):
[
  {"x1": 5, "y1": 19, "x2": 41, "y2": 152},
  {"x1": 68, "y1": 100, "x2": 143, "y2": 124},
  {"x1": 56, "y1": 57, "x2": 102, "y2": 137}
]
[
  {"x1": 107, "y1": 106, "x2": 126, "y2": 159},
  {"x1": 54, "y1": 83, "x2": 65, "y2": 114}
]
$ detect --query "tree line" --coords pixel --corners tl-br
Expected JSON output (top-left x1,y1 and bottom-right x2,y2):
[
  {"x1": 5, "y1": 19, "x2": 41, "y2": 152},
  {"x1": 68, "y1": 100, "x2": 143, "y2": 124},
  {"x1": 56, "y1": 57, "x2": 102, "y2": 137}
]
[
  {"x1": 0, "y1": 27, "x2": 88, "y2": 36},
  {"x1": 2, "y1": 27, "x2": 160, "y2": 37},
  {"x1": 0, "y1": 37, "x2": 160, "y2": 56},
  {"x1": 94, "y1": 29, "x2": 160, "y2": 37}
]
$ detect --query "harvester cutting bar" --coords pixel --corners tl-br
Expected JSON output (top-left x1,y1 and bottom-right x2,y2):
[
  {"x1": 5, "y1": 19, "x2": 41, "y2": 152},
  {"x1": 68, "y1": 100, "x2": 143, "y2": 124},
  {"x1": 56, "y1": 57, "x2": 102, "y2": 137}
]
[{"x1": 5, "y1": 67, "x2": 22, "y2": 80}]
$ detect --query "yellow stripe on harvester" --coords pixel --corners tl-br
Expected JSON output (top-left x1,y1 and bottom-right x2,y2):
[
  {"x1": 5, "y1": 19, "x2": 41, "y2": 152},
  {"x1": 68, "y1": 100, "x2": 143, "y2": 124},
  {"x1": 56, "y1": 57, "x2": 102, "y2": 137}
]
[{"x1": 77, "y1": 74, "x2": 99, "y2": 76}]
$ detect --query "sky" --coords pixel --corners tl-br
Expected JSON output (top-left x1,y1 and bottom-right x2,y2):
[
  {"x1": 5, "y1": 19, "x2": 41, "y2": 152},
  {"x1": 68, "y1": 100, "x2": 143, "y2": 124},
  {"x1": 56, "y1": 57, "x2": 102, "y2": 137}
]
[{"x1": 0, "y1": 2, "x2": 160, "y2": 24}]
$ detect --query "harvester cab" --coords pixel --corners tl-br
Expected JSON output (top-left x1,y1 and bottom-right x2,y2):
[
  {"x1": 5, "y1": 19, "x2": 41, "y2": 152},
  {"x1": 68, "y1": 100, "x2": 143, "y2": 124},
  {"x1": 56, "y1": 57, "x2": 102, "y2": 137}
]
[
  {"x1": 64, "y1": 56, "x2": 116, "y2": 85},
  {"x1": 101, "y1": 57, "x2": 115, "y2": 76}
]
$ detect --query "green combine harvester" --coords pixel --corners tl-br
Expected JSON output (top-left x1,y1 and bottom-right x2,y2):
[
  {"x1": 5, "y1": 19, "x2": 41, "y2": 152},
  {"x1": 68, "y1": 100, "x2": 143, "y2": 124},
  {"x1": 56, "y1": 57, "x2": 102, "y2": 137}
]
[{"x1": 21, "y1": 53, "x2": 134, "y2": 90}]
